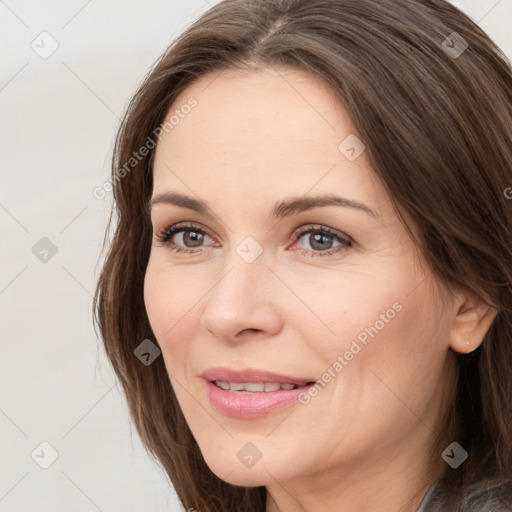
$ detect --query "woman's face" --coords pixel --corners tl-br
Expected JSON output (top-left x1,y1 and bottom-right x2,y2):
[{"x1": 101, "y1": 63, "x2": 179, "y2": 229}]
[{"x1": 144, "y1": 67, "x2": 457, "y2": 491}]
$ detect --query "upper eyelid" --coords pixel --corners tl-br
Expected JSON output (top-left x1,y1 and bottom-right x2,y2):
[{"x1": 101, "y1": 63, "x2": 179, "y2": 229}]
[{"x1": 161, "y1": 222, "x2": 211, "y2": 238}]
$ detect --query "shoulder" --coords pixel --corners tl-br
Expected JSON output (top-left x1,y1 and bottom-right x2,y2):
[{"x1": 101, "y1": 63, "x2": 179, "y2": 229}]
[
  {"x1": 422, "y1": 479, "x2": 512, "y2": 511},
  {"x1": 463, "y1": 484, "x2": 512, "y2": 512}
]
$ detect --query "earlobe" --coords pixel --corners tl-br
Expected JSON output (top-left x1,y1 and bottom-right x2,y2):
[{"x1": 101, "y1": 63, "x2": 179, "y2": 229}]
[{"x1": 448, "y1": 288, "x2": 499, "y2": 355}]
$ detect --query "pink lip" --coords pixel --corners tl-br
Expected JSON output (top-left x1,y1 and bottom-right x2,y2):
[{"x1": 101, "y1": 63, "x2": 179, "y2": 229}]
[
  {"x1": 201, "y1": 367, "x2": 315, "y2": 386},
  {"x1": 201, "y1": 367, "x2": 316, "y2": 418}
]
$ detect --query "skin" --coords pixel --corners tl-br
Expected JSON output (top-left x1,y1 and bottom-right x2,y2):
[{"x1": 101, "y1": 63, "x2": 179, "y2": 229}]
[{"x1": 144, "y1": 66, "x2": 498, "y2": 512}]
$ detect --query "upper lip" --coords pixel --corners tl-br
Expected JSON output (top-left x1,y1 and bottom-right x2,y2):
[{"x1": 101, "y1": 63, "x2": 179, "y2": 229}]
[{"x1": 201, "y1": 367, "x2": 316, "y2": 386}]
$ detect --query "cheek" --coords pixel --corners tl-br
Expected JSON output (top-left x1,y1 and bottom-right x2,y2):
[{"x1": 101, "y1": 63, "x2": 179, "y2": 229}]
[
  {"x1": 299, "y1": 268, "x2": 406, "y2": 360},
  {"x1": 143, "y1": 263, "x2": 169, "y2": 339},
  {"x1": 143, "y1": 261, "x2": 198, "y2": 355},
  {"x1": 306, "y1": 256, "x2": 445, "y2": 387},
  {"x1": 328, "y1": 275, "x2": 448, "y2": 417}
]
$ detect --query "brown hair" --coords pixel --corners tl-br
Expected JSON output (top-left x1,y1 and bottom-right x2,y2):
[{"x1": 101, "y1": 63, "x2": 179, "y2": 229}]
[{"x1": 93, "y1": 0, "x2": 512, "y2": 509}]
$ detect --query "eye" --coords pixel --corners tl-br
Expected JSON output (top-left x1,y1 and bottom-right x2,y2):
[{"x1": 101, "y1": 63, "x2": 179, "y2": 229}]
[
  {"x1": 291, "y1": 224, "x2": 352, "y2": 257},
  {"x1": 154, "y1": 222, "x2": 352, "y2": 257},
  {"x1": 155, "y1": 222, "x2": 216, "y2": 254}
]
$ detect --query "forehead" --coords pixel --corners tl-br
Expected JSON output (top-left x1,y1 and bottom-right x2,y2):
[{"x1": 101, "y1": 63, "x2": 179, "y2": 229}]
[
  {"x1": 156, "y1": 66, "x2": 355, "y2": 161},
  {"x1": 151, "y1": 66, "x2": 384, "y2": 216}
]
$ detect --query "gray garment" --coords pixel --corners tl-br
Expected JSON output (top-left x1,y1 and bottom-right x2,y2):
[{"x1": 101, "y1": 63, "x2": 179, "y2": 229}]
[
  {"x1": 416, "y1": 482, "x2": 438, "y2": 512},
  {"x1": 415, "y1": 477, "x2": 512, "y2": 512}
]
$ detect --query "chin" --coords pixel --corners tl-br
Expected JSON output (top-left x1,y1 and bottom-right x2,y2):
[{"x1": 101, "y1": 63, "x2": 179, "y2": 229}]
[{"x1": 203, "y1": 456, "x2": 275, "y2": 487}]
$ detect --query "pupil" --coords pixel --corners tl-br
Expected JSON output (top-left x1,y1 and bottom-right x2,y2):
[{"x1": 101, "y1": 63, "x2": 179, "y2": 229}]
[
  {"x1": 184, "y1": 231, "x2": 203, "y2": 247},
  {"x1": 310, "y1": 233, "x2": 332, "y2": 251}
]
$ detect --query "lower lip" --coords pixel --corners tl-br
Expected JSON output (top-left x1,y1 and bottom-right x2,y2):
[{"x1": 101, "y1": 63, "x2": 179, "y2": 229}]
[{"x1": 205, "y1": 380, "x2": 313, "y2": 418}]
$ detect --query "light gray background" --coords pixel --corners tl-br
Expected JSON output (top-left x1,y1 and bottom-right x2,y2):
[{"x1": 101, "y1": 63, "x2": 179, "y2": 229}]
[{"x1": 1, "y1": 1, "x2": 511, "y2": 511}]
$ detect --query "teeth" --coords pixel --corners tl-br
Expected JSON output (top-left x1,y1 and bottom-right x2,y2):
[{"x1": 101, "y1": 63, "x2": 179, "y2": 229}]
[
  {"x1": 245, "y1": 382, "x2": 264, "y2": 392},
  {"x1": 214, "y1": 381, "x2": 299, "y2": 393}
]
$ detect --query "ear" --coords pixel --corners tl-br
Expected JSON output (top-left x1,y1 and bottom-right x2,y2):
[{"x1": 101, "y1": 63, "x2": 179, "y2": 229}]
[{"x1": 449, "y1": 287, "x2": 498, "y2": 354}]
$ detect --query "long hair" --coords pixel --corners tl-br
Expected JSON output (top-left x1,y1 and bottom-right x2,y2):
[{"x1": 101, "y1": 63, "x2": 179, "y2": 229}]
[{"x1": 93, "y1": 1, "x2": 512, "y2": 510}]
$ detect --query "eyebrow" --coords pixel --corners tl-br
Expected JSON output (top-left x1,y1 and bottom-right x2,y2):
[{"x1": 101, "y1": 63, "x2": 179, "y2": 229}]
[{"x1": 147, "y1": 192, "x2": 379, "y2": 220}]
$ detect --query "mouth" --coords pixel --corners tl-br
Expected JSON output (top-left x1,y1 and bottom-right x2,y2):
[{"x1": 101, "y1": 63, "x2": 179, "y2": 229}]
[
  {"x1": 202, "y1": 367, "x2": 317, "y2": 418},
  {"x1": 201, "y1": 366, "x2": 316, "y2": 387},
  {"x1": 212, "y1": 380, "x2": 315, "y2": 393}
]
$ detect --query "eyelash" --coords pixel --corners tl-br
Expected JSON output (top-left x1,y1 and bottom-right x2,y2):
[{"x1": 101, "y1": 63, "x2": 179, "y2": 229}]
[{"x1": 155, "y1": 222, "x2": 352, "y2": 258}]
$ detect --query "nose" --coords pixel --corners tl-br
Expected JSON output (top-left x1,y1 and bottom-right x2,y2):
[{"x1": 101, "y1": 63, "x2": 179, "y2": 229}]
[{"x1": 199, "y1": 255, "x2": 283, "y2": 342}]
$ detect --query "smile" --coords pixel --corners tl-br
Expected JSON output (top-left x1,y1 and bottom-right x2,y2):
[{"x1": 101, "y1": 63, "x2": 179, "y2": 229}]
[{"x1": 213, "y1": 381, "x2": 301, "y2": 392}]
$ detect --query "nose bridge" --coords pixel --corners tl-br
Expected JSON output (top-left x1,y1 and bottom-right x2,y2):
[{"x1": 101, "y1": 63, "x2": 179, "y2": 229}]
[
  {"x1": 210, "y1": 231, "x2": 270, "y2": 304},
  {"x1": 199, "y1": 243, "x2": 281, "y2": 339}
]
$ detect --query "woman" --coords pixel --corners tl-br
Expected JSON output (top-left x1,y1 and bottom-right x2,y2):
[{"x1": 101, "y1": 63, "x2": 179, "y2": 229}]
[{"x1": 93, "y1": 0, "x2": 512, "y2": 510}]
